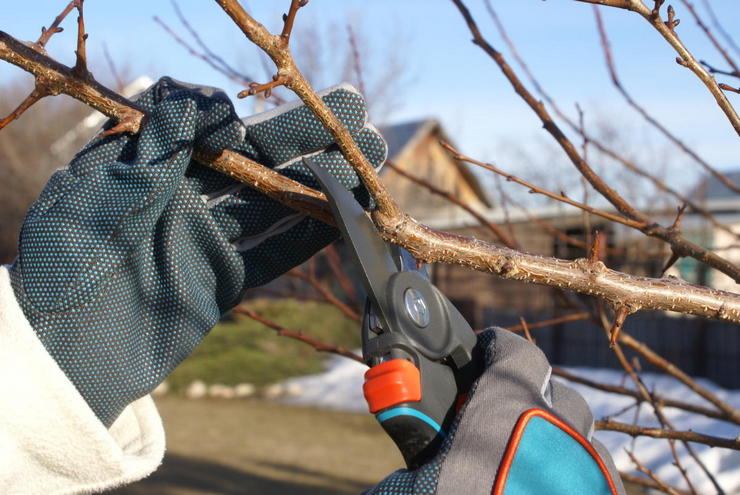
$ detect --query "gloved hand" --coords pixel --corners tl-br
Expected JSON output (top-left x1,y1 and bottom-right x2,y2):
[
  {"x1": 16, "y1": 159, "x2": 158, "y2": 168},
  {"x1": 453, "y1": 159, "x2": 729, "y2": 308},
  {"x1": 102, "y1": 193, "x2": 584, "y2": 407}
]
[
  {"x1": 367, "y1": 328, "x2": 625, "y2": 495},
  {"x1": 10, "y1": 77, "x2": 386, "y2": 427}
]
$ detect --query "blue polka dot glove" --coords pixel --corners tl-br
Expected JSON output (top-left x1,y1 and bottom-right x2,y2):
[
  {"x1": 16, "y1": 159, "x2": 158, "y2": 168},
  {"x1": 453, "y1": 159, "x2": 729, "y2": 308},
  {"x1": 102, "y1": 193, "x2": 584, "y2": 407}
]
[
  {"x1": 9, "y1": 77, "x2": 387, "y2": 426},
  {"x1": 367, "y1": 329, "x2": 625, "y2": 495}
]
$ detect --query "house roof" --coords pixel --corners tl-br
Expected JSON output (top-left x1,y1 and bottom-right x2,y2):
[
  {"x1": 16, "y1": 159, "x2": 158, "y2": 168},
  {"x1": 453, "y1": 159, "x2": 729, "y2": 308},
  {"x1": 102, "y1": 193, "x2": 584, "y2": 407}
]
[
  {"x1": 702, "y1": 170, "x2": 740, "y2": 201},
  {"x1": 378, "y1": 118, "x2": 493, "y2": 207},
  {"x1": 379, "y1": 119, "x2": 433, "y2": 161}
]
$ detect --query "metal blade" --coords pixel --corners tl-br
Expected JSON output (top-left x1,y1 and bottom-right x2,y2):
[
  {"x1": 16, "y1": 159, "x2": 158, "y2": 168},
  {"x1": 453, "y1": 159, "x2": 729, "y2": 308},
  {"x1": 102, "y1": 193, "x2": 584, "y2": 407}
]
[{"x1": 303, "y1": 158, "x2": 397, "y2": 327}]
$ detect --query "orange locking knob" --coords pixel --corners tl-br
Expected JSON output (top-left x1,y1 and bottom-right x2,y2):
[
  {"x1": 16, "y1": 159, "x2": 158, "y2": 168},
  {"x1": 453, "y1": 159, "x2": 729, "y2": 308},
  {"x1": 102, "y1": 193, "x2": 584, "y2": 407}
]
[{"x1": 363, "y1": 359, "x2": 422, "y2": 414}]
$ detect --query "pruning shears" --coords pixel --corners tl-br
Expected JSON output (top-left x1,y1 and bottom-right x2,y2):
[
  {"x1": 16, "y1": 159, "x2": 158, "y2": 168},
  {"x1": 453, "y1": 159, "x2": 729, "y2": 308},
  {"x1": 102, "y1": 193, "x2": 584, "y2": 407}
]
[{"x1": 305, "y1": 158, "x2": 482, "y2": 469}]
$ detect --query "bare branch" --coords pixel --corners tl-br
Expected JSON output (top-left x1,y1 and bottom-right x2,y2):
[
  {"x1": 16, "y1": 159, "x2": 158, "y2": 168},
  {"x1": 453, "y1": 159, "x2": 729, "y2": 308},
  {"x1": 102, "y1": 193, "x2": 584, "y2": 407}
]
[
  {"x1": 444, "y1": 142, "x2": 740, "y2": 282},
  {"x1": 593, "y1": 7, "x2": 740, "y2": 194},
  {"x1": 719, "y1": 83, "x2": 740, "y2": 94},
  {"x1": 0, "y1": 83, "x2": 50, "y2": 131},
  {"x1": 385, "y1": 160, "x2": 519, "y2": 249},
  {"x1": 619, "y1": 332, "x2": 740, "y2": 423},
  {"x1": 680, "y1": 0, "x2": 739, "y2": 76},
  {"x1": 598, "y1": 420, "x2": 740, "y2": 449},
  {"x1": 233, "y1": 306, "x2": 364, "y2": 364},
  {"x1": 504, "y1": 313, "x2": 591, "y2": 332},
  {"x1": 287, "y1": 267, "x2": 361, "y2": 322},
  {"x1": 346, "y1": 24, "x2": 367, "y2": 97},
  {"x1": 573, "y1": 0, "x2": 740, "y2": 135},
  {"x1": 213, "y1": 0, "x2": 402, "y2": 222},
  {"x1": 71, "y1": 0, "x2": 91, "y2": 81},
  {"x1": 552, "y1": 367, "x2": 735, "y2": 422},
  {"x1": 280, "y1": 0, "x2": 308, "y2": 42},
  {"x1": 484, "y1": 0, "x2": 739, "y2": 241},
  {"x1": 699, "y1": 0, "x2": 740, "y2": 59},
  {"x1": 621, "y1": 471, "x2": 689, "y2": 495},
  {"x1": 35, "y1": 0, "x2": 76, "y2": 50},
  {"x1": 625, "y1": 450, "x2": 685, "y2": 495},
  {"x1": 451, "y1": 1, "x2": 740, "y2": 282}
]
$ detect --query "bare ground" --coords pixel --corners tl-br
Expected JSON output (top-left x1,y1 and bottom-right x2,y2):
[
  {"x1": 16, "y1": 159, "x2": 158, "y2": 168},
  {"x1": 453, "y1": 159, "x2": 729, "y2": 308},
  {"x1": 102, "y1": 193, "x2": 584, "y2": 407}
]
[
  {"x1": 110, "y1": 396, "x2": 644, "y2": 494},
  {"x1": 109, "y1": 397, "x2": 403, "y2": 495}
]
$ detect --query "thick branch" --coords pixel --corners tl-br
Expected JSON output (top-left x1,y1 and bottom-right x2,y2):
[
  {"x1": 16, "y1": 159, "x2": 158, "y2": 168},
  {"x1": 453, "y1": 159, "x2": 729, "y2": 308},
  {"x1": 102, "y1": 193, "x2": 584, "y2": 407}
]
[{"x1": 2, "y1": 30, "x2": 739, "y2": 324}]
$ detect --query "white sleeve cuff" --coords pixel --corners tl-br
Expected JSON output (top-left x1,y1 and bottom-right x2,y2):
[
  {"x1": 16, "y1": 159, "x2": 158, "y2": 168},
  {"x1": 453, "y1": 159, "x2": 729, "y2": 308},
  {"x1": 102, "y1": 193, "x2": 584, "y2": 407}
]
[{"x1": 0, "y1": 266, "x2": 165, "y2": 495}]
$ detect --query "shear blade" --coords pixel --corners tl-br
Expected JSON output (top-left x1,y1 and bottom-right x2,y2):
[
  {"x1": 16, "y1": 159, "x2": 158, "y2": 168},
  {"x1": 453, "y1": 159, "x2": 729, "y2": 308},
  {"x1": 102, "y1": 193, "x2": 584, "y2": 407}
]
[{"x1": 303, "y1": 158, "x2": 397, "y2": 325}]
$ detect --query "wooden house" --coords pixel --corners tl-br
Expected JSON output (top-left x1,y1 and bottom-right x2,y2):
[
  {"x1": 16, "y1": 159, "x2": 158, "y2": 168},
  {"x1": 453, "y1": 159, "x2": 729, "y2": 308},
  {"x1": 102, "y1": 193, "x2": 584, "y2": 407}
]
[{"x1": 377, "y1": 119, "x2": 492, "y2": 226}]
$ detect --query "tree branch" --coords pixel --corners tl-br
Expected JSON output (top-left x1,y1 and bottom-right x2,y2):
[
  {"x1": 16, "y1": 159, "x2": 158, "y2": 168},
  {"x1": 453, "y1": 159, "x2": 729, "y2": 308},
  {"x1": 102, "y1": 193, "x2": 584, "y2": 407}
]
[
  {"x1": 597, "y1": 419, "x2": 739, "y2": 449},
  {"x1": 1, "y1": 25, "x2": 739, "y2": 323},
  {"x1": 593, "y1": 6, "x2": 740, "y2": 194},
  {"x1": 233, "y1": 306, "x2": 364, "y2": 363},
  {"x1": 574, "y1": 0, "x2": 740, "y2": 135},
  {"x1": 484, "y1": 0, "x2": 739, "y2": 241}
]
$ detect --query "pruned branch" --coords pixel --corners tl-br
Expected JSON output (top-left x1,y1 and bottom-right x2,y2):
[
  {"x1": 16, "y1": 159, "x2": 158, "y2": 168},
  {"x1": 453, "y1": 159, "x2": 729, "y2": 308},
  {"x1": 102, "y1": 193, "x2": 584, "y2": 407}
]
[{"x1": 1, "y1": 29, "x2": 739, "y2": 325}]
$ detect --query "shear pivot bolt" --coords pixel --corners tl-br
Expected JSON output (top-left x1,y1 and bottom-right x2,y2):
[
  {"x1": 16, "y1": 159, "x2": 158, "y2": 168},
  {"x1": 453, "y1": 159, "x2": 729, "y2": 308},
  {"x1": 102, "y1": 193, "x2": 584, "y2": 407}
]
[{"x1": 404, "y1": 288, "x2": 430, "y2": 327}]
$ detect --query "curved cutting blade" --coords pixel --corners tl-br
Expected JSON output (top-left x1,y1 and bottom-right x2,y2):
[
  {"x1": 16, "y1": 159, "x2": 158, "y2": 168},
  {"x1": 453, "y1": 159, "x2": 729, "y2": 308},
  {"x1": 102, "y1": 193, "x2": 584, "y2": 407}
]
[{"x1": 303, "y1": 158, "x2": 397, "y2": 328}]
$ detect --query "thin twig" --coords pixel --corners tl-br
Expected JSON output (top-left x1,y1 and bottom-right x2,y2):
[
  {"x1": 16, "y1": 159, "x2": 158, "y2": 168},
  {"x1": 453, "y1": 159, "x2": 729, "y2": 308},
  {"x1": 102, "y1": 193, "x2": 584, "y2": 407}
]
[
  {"x1": 35, "y1": 0, "x2": 77, "y2": 50},
  {"x1": 619, "y1": 332, "x2": 740, "y2": 423},
  {"x1": 573, "y1": 0, "x2": 740, "y2": 135},
  {"x1": 599, "y1": 420, "x2": 740, "y2": 450},
  {"x1": 346, "y1": 24, "x2": 367, "y2": 97},
  {"x1": 233, "y1": 306, "x2": 364, "y2": 363},
  {"x1": 287, "y1": 267, "x2": 361, "y2": 322},
  {"x1": 699, "y1": 0, "x2": 740, "y2": 60},
  {"x1": 593, "y1": 7, "x2": 740, "y2": 194},
  {"x1": 0, "y1": 83, "x2": 50, "y2": 130},
  {"x1": 385, "y1": 160, "x2": 519, "y2": 249},
  {"x1": 626, "y1": 450, "x2": 684, "y2": 495},
  {"x1": 552, "y1": 367, "x2": 734, "y2": 422},
  {"x1": 485, "y1": 0, "x2": 738, "y2": 240}
]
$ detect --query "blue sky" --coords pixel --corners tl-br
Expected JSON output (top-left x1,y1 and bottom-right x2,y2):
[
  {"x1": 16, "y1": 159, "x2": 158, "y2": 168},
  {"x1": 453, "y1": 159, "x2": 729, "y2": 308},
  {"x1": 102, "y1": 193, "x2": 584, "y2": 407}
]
[{"x1": 2, "y1": 0, "x2": 738, "y2": 179}]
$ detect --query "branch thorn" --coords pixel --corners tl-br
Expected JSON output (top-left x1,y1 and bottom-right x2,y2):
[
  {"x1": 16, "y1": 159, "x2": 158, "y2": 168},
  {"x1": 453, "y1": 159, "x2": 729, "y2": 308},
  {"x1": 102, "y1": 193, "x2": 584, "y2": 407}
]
[{"x1": 609, "y1": 305, "x2": 630, "y2": 348}]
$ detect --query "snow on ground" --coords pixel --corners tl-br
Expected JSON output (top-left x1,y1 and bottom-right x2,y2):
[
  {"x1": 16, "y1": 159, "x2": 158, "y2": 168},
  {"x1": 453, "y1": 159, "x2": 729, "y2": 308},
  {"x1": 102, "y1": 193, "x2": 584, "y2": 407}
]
[{"x1": 282, "y1": 354, "x2": 740, "y2": 494}]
